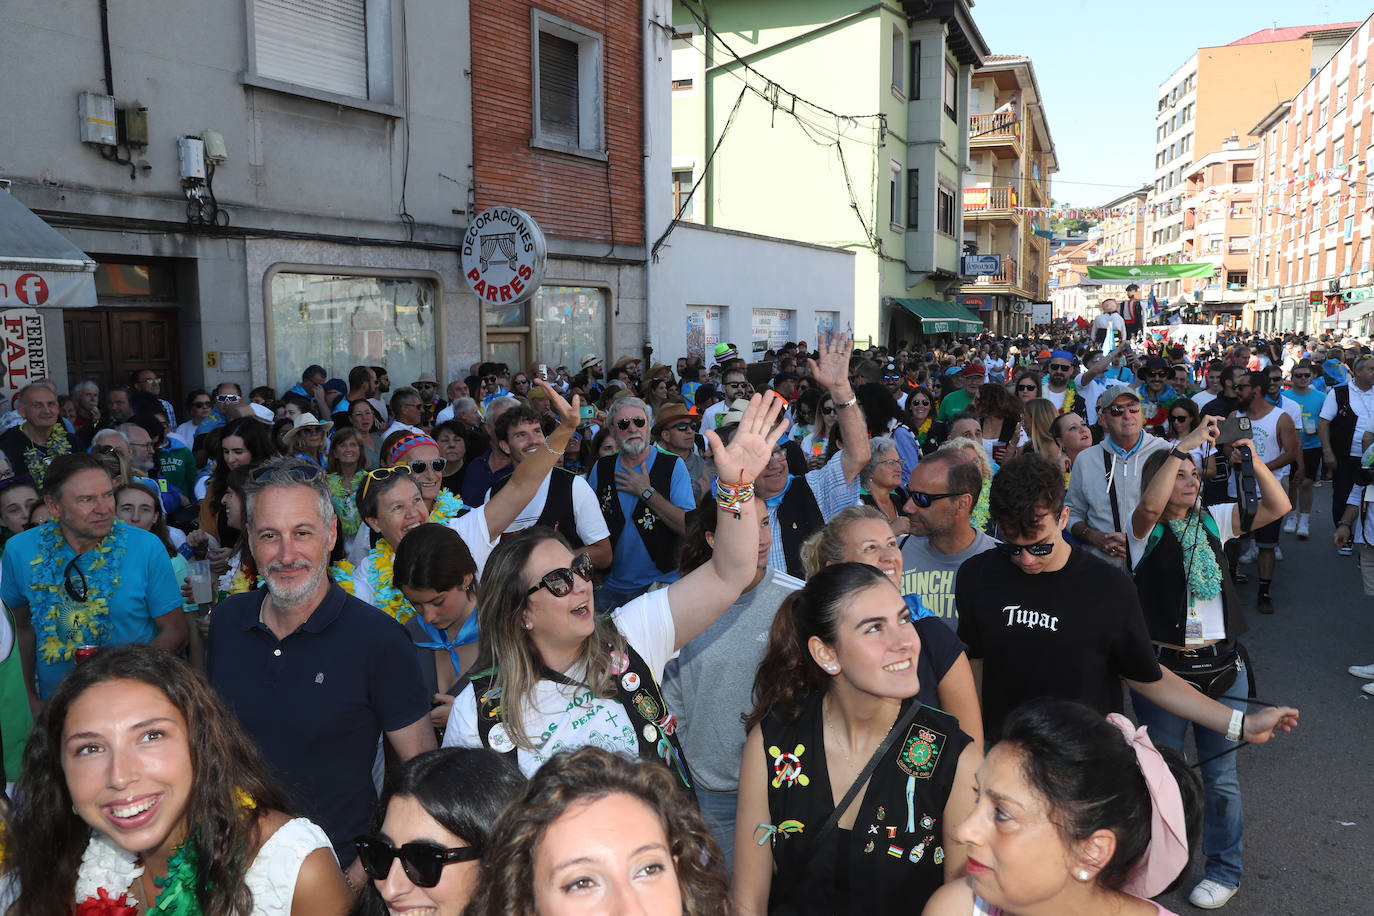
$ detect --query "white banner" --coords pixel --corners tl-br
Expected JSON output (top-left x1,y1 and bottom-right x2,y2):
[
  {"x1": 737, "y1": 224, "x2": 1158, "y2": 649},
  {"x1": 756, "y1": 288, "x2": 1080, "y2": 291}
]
[
  {"x1": 0, "y1": 267, "x2": 97, "y2": 308},
  {"x1": 1, "y1": 308, "x2": 48, "y2": 408}
]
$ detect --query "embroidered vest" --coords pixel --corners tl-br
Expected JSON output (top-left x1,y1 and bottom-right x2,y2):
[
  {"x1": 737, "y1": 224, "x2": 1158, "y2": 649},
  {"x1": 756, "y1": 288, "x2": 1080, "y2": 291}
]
[
  {"x1": 466, "y1": 642, "x2": 695, "y2": 789},
  {"x1": 594, "y1": 451, "x2": 682, "y2": 574},
  {"x1": 490, "y1": 466, "x2": 584, "y2": 547}
]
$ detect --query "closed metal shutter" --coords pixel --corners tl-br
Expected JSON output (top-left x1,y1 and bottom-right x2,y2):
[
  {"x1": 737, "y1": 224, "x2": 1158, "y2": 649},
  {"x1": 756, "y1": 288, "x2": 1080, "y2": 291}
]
[
  {"x1": 254, "y1": 0, "x2": 368, "y2": 98},
  {"x1": 539, "y1": 33, "x2": 580, "y2": 146}
]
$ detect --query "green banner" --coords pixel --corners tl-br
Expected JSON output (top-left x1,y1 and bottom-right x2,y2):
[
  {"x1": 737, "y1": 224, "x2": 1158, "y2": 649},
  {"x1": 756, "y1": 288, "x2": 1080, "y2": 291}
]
[{"x1": 1086, "y1": 264, "x2": 1215, "y2": 280}]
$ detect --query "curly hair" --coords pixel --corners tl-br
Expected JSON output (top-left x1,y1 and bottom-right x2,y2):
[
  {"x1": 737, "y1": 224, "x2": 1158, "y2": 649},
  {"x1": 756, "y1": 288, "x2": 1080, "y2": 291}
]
[
  {"x1": 464, "y1": 747, "x2": 730, "y2": 916},
  {"x1": 988, "y1": 453, "x2": 1065, "y2": 538},
  {"x1": 744, "y1": 562, "x2": 889, "y2": 731},
  {"x1": 8, "y1": 645, "x2": 291, "y2": 916},
  {"x1": 975, "y1": 381, "x2": 1023, "y2": 422}
]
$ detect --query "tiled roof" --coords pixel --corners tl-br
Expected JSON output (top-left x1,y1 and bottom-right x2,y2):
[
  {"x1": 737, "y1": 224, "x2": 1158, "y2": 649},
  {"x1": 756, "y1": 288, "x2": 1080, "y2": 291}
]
[{"x1": 1226, "y1": 22, "x2": 1361, "y2": 45}]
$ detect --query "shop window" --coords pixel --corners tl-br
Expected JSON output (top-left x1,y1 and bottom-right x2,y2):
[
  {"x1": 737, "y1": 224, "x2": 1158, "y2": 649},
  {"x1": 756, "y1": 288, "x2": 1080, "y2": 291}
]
[
  {"x1": 268, "y1": 271, "x2": 436, "y2": 396},
  {"x1": 529, "y1": 285, "x2": 607, "y2": 370}
]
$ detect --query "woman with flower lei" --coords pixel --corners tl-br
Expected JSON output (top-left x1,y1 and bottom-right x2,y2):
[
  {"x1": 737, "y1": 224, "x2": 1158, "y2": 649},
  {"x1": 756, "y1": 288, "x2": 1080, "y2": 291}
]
[
  {"x1": 903, "y1": 385, "x2": 940, "y2": 455},
  {"x1": 324, "y1": 429, "x2": 370, "y2": 539},
  {"x1": 2, "y1": 645, "x2": 350, "y2": 916},
  {"x1": 346, "y1": 382, "x2": 586, "y2": 625}
]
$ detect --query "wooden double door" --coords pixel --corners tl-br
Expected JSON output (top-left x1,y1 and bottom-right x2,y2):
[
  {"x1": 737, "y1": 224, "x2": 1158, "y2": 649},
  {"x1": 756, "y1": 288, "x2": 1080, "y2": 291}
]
[{"x1": 63, "y1": 308, "x2": 181, "y2": 407}]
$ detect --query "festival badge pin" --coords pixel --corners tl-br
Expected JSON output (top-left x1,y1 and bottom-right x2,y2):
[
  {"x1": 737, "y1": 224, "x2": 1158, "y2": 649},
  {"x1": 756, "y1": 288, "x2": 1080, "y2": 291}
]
[
  {"x1": 768, "y1": 744, "x2": 810, "y2": 788},
  {"x1": 896, "y1": 726, "x2": 945, "y2": 779}
]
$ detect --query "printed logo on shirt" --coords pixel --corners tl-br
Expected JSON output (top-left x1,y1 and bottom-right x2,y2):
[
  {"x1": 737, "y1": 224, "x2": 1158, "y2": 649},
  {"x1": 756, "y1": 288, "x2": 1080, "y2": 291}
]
[
  {"x1": 1001, "y1": 604, "x2": 1060, "y2": 632},
  {"x1": 900, "y1": 569, "x2": 958, "y2": 620}
]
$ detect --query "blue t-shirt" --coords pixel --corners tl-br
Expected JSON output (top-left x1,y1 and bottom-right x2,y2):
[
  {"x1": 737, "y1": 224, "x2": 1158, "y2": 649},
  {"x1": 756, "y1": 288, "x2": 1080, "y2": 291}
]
[
  {"x1": 1283, "y1": 388, "x2": 1327, "y2": 450},
  {"x1": 588, "y1": 449, "x2": 694, "y2": 592},
  {"x1": 0, "y1": 521, "x2": 181, "y2": 698}
]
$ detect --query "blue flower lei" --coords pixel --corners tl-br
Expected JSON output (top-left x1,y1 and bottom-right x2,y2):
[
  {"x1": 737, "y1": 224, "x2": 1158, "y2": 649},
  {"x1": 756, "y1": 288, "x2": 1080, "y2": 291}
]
[
  {"x1": 28, "y1": 519, "x2": 129, "y2": 665},
  {"x1": 430, "y1": 489, "x2": 465, "y2": 523}
]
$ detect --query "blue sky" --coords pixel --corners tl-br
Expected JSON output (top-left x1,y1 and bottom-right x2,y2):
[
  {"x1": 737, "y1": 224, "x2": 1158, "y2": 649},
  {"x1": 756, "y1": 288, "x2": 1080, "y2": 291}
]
[{"x1": 968, "y1": 0, "x2": 1372, "y2": 207}]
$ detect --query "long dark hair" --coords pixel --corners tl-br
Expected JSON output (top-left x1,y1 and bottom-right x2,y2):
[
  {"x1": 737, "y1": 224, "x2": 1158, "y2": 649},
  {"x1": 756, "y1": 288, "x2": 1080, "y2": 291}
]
[
  {"x1": 465, "y1": 747, "x2": 728, "y2": 916},
  {"x1": 997, "y1": 698, "x2": 1203, "y2": 894},
  {"x1": 393, "y1": 523, "x2": 478, "y2": 592},
  {"x1": 352, "y1": 748, "x2": 525, "y2": 916},
  {"x1": 9, "y1": 646, "x2": 290, "y2": 916},
  {"x1": 679, "y1": 497, "x2": 719, "y2": 575},
  {"x1": 744, "y1": 562, "x2": 889, "y2": 730}
]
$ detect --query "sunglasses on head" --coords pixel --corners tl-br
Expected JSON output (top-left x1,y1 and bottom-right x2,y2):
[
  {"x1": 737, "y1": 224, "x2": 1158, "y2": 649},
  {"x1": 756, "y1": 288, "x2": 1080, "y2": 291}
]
[
  {"x1": 1106, "y1": 403, "x2": 1141, "y2": 417},
  {"x1": 64, "y1": 557, "x2": 88, "y2": 602},
  {"x1": 671, "y1": 420, "x2": 701, "y2": 432},
  {"x1": 527, "y1": 553, "x2": 595, "y2": 597},
  {"x1": 408, "y1": 458, "x2": 448, "y2": 475},
  {"x1": 354, "y1": 835, "x2": 479, "y2": 887},
  {"x1": 995, "y1": 540, "x2": 1056, "y2": 558},
  {"x1": 249, "y1": 462, "x2": 324, "y2": 483},
  {"x1": 616, "y1": 416, "x2": 647, "y2": 430},
  {"x1": 909, "y1": 490, "x2": 958, "y2": 509},
  {"x1": 359, "y1": 465, "x2": 412, "y2": 500}
]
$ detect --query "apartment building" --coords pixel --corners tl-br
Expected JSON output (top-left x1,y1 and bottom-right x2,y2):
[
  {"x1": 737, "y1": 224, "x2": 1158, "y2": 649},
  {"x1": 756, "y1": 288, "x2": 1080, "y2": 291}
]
[
  {"x1": 1095, "y1": 186, "x2": 1150, "y2": 267},
  {"x1": 1252, "y1": 14, "x2": 1374, "y2": 335},
  {"x1": 1047, "y1": 238, "x2": 1097, "y2": 324},
  {"x1": 670, "y1": 0, "x2": 989, "y2": 347},
  {"x1": 1179, "y1": 139, "x2": 1256, "y2": 328},
  {"x1": 1147, "y1": 23, "x2": 1359, "y2": 303},
  {"x1": 956, "y1": 54, "x2": 1058, "y2": 335}
]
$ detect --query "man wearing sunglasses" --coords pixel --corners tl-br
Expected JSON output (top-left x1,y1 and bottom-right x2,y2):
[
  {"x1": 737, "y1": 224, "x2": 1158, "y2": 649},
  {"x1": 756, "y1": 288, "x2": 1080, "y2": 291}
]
[
  {"x1": 588, "y1": 397, "x2": 696, "y2": 613},
  {"x1": 1281, "y1": 360, "x2": 1325, "y2": 539},
  {"x1": 1067, "y1": 386, "x2": 1169, "y2": 570},
  {"x1": 208, "y1": 457, "x2": 436, "y2": 882},
  {"x1": 701, "y1": 368, "x2": 752, "y2": 431},
  {"x1": 898, "y1": 452, "x2": 997, "y2": 626},
  {"x1": 1133, "y1": 356, "x2": 1179, "y2": 433},
  {"x1": 2, "y1": 453, "x2": 187, "y2": 706},
  {"x1": 488, "y1": 405, "x2": 612, "y2": 569},
  {"x1": 653, "y1": 401, "x2": 708, "y2": 498},
  {"x1": 957, "y1": 453, "x2": 1300, "y2": 747}
]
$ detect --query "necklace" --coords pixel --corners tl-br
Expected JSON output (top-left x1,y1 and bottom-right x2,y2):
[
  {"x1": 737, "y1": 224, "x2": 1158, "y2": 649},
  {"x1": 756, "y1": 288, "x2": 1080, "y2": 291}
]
[{"x1": 19, "y1": 421, "x2": 72, "y2": 485}]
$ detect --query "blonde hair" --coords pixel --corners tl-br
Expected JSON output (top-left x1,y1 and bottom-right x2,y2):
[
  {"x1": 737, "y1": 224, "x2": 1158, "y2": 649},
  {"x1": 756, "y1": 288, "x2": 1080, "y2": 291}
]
[
  {"x1": 936, "y1": 436, "x2": 993, "y2": 481},
  {"x1": 1022, "y1": 398, "x2": 1059, "y2": 457},
  {"x1": 799, "y1": 505, "x2": 888, "y2": 578}
]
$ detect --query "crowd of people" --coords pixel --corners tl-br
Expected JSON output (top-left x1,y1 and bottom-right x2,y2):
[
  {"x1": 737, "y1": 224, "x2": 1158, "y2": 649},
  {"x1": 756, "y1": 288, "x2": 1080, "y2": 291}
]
[{"x1": 14, "y1": 311, "x2": 1371, "y2": 913}]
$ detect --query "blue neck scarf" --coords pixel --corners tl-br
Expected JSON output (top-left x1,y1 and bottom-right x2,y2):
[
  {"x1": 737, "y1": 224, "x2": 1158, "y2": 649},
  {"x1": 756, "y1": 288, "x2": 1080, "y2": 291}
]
[{"x1": 412, "y1": 610, "x2": 480, "y2": 675}]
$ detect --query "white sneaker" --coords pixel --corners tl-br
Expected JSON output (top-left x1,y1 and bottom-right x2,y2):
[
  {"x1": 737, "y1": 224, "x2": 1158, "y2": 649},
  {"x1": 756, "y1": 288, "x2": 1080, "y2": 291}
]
[
  {"x1": 1283, "y1": 514, "x2": 1298, "y2": 534},
  {"x1": 1189, "y1": 879, "x2": 1239, "y2": 909},
  {"x1": 1340, "y1": 544, "x2": 1355, "y2": 557},
  {"x1": 1239, "y1": 543, "x2": 1258, "y2": 564},
  {"x1": 1349, "y1": 663, "x2": 1374, "y2": 679},
  {"x1": 1364, "y1": 682, "x2": 1374, "y2": 697},
  {"x1": 1274, "y1": 546, "x2": 1284, "y2": 561},
  {"x1": 1296, "y1": 518, "x2": 1310, "y2": 540}
]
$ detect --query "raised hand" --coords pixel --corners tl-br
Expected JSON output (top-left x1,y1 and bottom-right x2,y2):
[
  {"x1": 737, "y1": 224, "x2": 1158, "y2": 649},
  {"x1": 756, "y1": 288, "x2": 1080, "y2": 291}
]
[
  {"x1": 534, "y1": 378, "x2": 579, "y2": 430},
  {"x1": 807, "y1": 330, "x2": 855, "y2": 393},
  {"x1": 705, "y1": 393, "x2": 789, "y2": 486}
]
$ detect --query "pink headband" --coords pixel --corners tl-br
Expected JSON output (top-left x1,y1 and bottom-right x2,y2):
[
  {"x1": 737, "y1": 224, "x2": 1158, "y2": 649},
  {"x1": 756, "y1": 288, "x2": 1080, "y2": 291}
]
[
  {"x1": 386, "y1": 432, "x2": 437, "y2": 466},
  {"x1": 1106, "y1": 713, "x2": 1190, "y2": 897}
]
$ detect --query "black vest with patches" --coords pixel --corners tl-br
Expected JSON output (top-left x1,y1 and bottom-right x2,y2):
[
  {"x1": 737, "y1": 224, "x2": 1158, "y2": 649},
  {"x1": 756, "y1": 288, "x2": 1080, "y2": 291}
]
[
  {"x1": 775, "y1": 476, "x2": 826, "y2": 579},
  {"x1": 594, "y1": 451, "x2": 682, "y2": 573},
  {"x1": 490, "y1": 465, "x2": 583, "y2": 547}
]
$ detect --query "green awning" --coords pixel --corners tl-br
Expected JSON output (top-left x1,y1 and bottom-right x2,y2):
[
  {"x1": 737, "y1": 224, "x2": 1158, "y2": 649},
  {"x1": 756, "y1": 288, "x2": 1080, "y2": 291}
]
[
  {"x1": 892, "y1": 298, "x2": 983, "y2": 334},
  {"x1": 1087, "y1": 264, "x2": 1215, "y2": 280}
]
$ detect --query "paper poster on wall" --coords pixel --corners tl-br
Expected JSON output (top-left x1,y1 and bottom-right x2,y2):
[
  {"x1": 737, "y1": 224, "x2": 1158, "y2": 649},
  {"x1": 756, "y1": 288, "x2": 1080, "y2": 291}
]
[
  {"x1": 751, "y1": 308, "x2": 794, "y2": 355},
  {"x1": 686, "y1": 306, "x2": 723, "y2": 361},
  {"x1": 816, "y1": 311, "x2": 837, "y2": 339}
]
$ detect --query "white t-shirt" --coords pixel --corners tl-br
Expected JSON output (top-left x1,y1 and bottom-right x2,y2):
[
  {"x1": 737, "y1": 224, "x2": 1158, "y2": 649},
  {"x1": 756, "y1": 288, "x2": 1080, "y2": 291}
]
[
  {"x1": 351, "y1": 509, "x2": 496, "y2": 605},
  {"x1": 1191, "y1": 390, "x2": 1218, "y2": 410},
  {"x1": 1076, "y1": 374, "x2": 1107, "y2": 426},
  {"x1": 488, "y1": 472, "x2": 610, "y2": 545},
  {"x1": 1043, "y1": 386, "x2": 1067, "y2": 411},
  {"x1": 443, "y1": 589, "x2": 676, "y2": 776},
  {"x1": 1320, "y1": 384, "x2": 1374, "y2": 456}
]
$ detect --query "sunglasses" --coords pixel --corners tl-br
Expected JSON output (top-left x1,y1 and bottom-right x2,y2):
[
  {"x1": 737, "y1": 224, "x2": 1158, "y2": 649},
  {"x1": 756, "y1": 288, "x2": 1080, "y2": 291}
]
[
  {"x1": 616, "y1": 417, "x2": 647, "y2": 430},
  {"x1": 1016, "y1": 384, "x2": 1038, "y2": 392},
  {"x1": 1146, "y1": 371, "x2": 1168, "y2": 379},
  {"x1": 909, "y1": 399, "x2": 930, "y2": 407},
  {"x1": 909, "y1": 490, "x2": 958, "y2": 509},
  {"x1": 1292, "y1": 372, "x2": 1312, "y2": 379},
  {"x1": 408, "y1": 458, "x2": 448, "y2": 475},
  {"x1": 1170, "y1": 415, "x2": 1191, "y2": 423},
  {"x1": 191, "y1": 400, "x2": 212, "y2": 409},
  {"x1": 671, "y1": 421, "x2": 701, "y2": 432},
  {"x1": 995, "y1": 540, "x2": 1056, "y2": 558},
  {"x1": 64, "y1": 557, "x2": 88, "y2": 602},
  {"x1": 527, "y1": 553, "x2": 595, "y2": 597},
  {"x1": 884, "y1": 375, "x2": 901, "y2": 381},
  {"x1": 1049, "y1": 364, "x2": 1073, "y2": 372},
  {"x1": 360, "y1": 465, "x2": 413, "y2": 500},
  {"x1": 354, "y1": 835, "x2": 479, "y2": 887},
  {"x1": 1106, "y1": 403, "x2": 1142, "y2": 417},
  {"x1": 215, "y1": 394, "x2": 241, "y2": 403},
  {"x1": 482, "y1": 375, "x2": 498, "y2": 383}
]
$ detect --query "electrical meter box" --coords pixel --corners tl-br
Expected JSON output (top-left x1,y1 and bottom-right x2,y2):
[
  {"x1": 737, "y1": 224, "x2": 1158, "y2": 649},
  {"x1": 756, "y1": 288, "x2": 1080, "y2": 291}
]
[
  {"x1": 78, "y1": 92, "x2": 117, "y2": 146},
  {"x1": 177, "y1": 137, "x2": 206, "y2": 180},
  {"x1": 201, "y1": 130, "x2": 228, "y2": 162}
]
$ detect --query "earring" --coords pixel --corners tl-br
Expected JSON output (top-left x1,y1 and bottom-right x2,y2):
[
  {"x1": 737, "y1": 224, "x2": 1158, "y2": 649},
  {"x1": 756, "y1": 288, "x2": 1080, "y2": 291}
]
[
  {"x1": 1076, "y1": 869, "x2": 1091, "y2": 882},
  {"x1": 524, "y1": 621, "x2": 533, "y2": 630},
  {"x1": 825, "y1": 664, "x2": 838, "y2": 672}
]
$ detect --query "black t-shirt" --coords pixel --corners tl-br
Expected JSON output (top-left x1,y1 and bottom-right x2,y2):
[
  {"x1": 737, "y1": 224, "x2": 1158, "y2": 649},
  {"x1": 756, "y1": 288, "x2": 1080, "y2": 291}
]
[{"x1": 955, "y1": 546, "x2": 1160, "y2": 741}]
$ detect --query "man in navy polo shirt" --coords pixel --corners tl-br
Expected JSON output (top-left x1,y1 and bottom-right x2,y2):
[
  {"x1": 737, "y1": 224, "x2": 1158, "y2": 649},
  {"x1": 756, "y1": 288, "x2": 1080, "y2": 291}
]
[{"x1": 207, "y1": 457, "x2": 435, "y2": 885}]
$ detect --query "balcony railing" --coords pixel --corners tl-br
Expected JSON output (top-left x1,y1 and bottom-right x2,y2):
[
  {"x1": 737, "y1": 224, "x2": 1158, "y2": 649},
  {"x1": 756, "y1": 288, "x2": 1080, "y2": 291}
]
[
  {"x1": 972, "y1": 256, "x2": 1017, "y2": 285},
  {"x1": 963, "y1": 186, "x2": 1017, "y2": 212},
  {"x1": 969, "y1": 112, "x2": 1021, "y2": 141}
]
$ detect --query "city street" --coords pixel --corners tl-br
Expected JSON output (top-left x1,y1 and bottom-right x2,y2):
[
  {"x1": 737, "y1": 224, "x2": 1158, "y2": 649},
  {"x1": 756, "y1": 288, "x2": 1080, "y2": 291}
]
[{"x1": 1149, "y1": 489, "x2": 1374, "y2": 914}]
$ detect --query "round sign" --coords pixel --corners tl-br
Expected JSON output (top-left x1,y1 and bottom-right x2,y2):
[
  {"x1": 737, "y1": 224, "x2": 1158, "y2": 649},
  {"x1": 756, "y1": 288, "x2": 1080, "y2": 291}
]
[{"x1": 461, "y1": 207, "x2": 547, "y2": 306}]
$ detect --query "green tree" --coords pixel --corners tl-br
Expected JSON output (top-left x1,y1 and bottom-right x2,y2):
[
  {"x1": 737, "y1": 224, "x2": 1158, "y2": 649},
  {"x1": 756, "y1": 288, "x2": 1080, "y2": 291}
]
[{"x1": 1047, "y1": 201, "x2": 1100, "y2": 236}]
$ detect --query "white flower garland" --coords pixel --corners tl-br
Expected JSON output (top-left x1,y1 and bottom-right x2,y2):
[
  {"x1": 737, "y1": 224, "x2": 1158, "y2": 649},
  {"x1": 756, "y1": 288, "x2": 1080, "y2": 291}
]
[{"x1": 74, "y1": 832, "x2": 144, "y2": 906}]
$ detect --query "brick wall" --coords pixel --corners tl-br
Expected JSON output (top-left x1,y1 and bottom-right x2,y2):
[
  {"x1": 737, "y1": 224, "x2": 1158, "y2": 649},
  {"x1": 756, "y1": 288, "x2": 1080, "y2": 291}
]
[{"x1": 470, "y1": 1, "x2": 645, "y2": 246}]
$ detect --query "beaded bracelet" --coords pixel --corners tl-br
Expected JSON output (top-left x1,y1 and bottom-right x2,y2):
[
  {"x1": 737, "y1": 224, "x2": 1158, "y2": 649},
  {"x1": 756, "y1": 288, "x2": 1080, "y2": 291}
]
[{"x1": 716, "y1": 472, "x2": 756, "y2": 519}]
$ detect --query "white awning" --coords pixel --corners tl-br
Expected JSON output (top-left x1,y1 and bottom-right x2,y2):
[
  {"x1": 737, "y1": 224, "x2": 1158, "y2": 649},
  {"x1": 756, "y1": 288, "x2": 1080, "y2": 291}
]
[
  {"x1": 0, "y1": 188, "x2": 97, "y2": 308},
  {"x1": 1322, "y1": 300, "x2": 1374, "y2": 326}
]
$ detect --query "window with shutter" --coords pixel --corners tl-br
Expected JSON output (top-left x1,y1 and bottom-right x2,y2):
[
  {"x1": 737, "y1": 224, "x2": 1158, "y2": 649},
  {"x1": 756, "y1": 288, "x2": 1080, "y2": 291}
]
[
  {"x1": 539, "y1": 35, "x2": 581, "y2": 147},
  {"x1": 253, "y1": 0, "x2": 368, "y2": 98}
]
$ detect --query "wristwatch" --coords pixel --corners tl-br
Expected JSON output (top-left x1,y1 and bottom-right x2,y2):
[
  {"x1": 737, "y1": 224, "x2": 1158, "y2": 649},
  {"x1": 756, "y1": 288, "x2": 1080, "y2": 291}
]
[
  {"x1": 1169, "y1": 447, "x2": 1190, "y2": 462},
  {"x1": 640, "y1": 486, "x2": 656, "y2": 501}
]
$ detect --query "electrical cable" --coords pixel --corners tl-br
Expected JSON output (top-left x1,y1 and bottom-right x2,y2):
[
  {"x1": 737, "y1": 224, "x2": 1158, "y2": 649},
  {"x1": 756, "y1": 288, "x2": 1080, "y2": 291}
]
[
  {"x1": 650, "y1": 84, "x2": 747, "y2": 262},
  {"x1": 397, "y1": 0, "x2": 415, "y2": 241}
]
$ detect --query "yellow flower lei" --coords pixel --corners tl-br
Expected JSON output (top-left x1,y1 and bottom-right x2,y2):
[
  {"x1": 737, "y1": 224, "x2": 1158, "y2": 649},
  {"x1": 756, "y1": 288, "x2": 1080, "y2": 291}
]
[
  {"x1": 362, "y1": 541, "x2": 413, "y2": 623},
  {"x1": 29, "y1": 520, "x2": 126, "y2": 665}
]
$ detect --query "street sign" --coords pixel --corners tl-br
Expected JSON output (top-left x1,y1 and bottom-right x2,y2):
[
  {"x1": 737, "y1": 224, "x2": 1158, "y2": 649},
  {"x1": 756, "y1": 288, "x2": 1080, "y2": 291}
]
[
  {"x1": 461, "y1": 206, "x2": 547, "y2": 305},
  {"x1": 961, "y1": 255, "x2": 1002, "y2": 276}
]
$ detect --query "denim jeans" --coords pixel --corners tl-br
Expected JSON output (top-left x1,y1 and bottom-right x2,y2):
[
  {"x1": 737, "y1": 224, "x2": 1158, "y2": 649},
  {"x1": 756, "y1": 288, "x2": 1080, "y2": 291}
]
[
  {"x1": 1130, "y1": 657, "x2": 1247, "y2": 889},
  {"x1": 695, "y1": 786, "x2": 739, "y2": 870}
]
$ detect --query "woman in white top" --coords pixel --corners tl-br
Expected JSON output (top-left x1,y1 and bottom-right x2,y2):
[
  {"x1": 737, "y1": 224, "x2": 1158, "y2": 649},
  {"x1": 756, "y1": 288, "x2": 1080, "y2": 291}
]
[
  {"x1": 3, "y1": 645, "x2": 349, "y2": 916},
  {"x1": 444, "y1": 393, "x2": 788, "y2": 778}
]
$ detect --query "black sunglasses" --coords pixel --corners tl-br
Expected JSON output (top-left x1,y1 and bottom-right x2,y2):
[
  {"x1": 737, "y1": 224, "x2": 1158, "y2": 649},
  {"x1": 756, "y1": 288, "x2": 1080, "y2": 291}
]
[
  {"x1": 909, "y1": 399, "x2": 930, "y2": 407},
  {"x1": 64, "y1": 557, "x2": 88, "y2": 602},
  {"x1": 354, "y1": 835, "x2": 479, "y2": 887},
  {"x1": 215, "y1": 394, "x2": 241, "y2": 403},
  {"x1": 1292, "y1": 372, "x2": 1312, "y2": 378},
  {"x1": 527, "y1": 554, "x2": 595, "y2": 597},
  {"x1": 1106, "y1": 403, "x2": 1141, "y2": 417},
  {"x1": 671, "y1": 421, "x2": 701, "y2": 432},
  {"x1": 360, "y1": 465, "x2": 413, "y2": 500},
  {"x1": 909, "y1": 490, "x2": 958, "y2": 509},
  {"x1": 616, "y1": 417, "x2": 647, "y2": 430},
  {"x1": 191, "y1": 400, "x2": 212, "y2": 409},
  {"x1": 1049, "y1": 364, "x2": 1073, "y2": 371},
  {"x1": 1016, "y1": 384, "x2": 1038, "y2": 392},
  {"x1": 995, "y1": 540, "x2": 1056, "y2": 558},
  {"x1": 482, "y1": 375, "x2": 498, "y2": 383},
  {"x1": 408, "y1": 458, "x2": 448, "y2": 475},
  {"x1": 1147, "y1": 370, "x2": 1168, "y2": 378},
  {"x1": 820, "y1": 405, "x2": 836, "y2": 415},
  {"x1": 1170, "y1": 414, "x2": 1191, "y2": 423}
]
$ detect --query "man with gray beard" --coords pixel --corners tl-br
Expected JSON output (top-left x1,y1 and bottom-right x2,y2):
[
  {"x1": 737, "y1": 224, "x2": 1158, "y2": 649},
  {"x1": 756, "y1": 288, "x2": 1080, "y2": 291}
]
[
  {"x1": 588, "y1": 396, "x2": 695, "y2": 613},
  {"x1": 207, "y1": 456, "x2": 435, "y2": 883}
]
